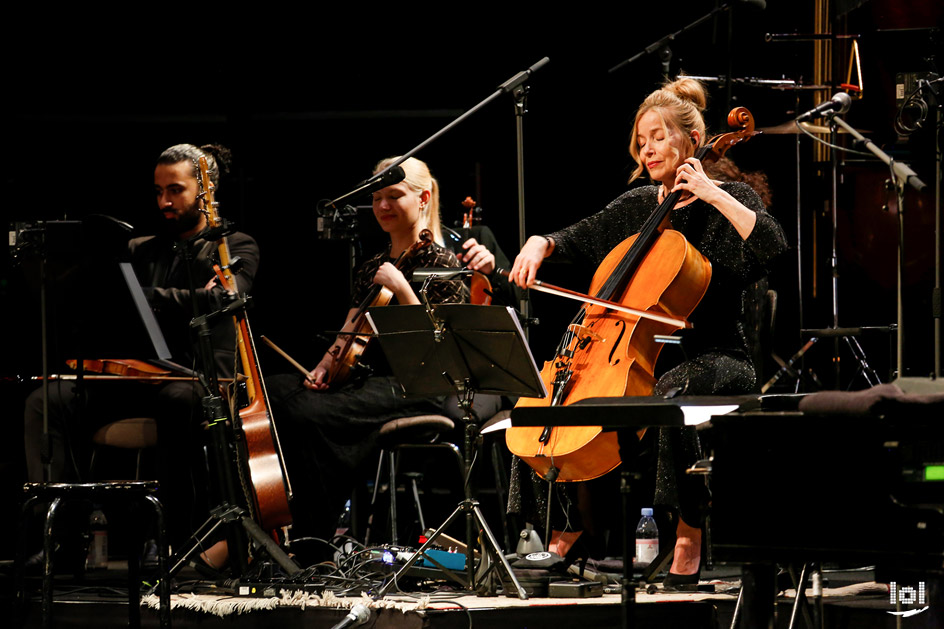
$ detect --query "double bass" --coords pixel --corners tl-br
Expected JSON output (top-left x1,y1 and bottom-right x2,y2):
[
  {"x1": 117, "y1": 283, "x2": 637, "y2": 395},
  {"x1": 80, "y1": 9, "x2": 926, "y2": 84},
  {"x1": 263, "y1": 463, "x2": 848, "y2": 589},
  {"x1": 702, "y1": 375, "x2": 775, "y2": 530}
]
[
  {"x1": 506, "y1": 107, "x2": 757, "y2": 482},
  {"x1": 197, "y1": 156, "x2": 293, "y2": 532}
]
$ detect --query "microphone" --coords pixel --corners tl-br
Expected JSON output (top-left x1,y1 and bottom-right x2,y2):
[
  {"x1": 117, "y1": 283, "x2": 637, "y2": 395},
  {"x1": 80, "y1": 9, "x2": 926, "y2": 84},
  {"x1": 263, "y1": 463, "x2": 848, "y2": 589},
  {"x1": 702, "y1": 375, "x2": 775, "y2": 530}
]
[
  {"x1": 329, "y1": 604, "x2": 371, "y2": 629},
  {"x1": 359, "y1": 164, "x2": 406, "y2": 196},
  {"x1": 320, "y1": 165, "x2": 406, "y2": 215},
  {"x1": 796, "y1": 92, "x2": 853, "y2": 121}
]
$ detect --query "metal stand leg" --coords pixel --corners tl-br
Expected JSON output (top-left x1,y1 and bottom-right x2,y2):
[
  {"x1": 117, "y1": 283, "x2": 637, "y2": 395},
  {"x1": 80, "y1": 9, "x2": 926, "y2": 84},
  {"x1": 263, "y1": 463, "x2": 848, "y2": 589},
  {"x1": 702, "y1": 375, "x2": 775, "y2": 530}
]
[
  {"x1": 844, "y1": 335, "x2": 882, "y2": 387},
  {"x1": 787, "y1": 563, "x2": 815, "y2": 629},
  {"x1": 372, "y1": 497, "x2": 527, "y2": 600},
  {"x1": 372, "y1": 394, "x2": 527, "y2": 601},
  {"x1": 389, "y1": 452, "x2": 398, "y2": 545},
  {"x1": 620, "y1": 469, "x2": 638, "y2": 629},
  {"x1": 159, "y1": 503, "x2": 301, "y2": 591}
]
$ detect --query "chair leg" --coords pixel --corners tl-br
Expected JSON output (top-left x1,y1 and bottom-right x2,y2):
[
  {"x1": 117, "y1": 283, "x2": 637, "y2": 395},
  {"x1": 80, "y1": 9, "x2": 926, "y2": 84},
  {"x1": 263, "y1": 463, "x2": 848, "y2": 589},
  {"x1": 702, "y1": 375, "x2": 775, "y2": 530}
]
[
  {"x1": 364, "y1": 450, "x2": 386, "y2": 546},
  {"x1": 144, "y1": 494, "x2": 171, "y2": 629},
  {"x1": 135, "y1": 449, "x2": 143, "y2": 481},
  {"x1": 42, "y1": 497, "x2": 62, "y2": 629},
  {"x1": 404, "y1": 473, "x2": 426, "y2": 533},
  {"x1": 128, "y1": 504, "x2": 141, "y2": 629},
  {"x1": 16, "y1": 495, "x2": 42, "y2": 624}
]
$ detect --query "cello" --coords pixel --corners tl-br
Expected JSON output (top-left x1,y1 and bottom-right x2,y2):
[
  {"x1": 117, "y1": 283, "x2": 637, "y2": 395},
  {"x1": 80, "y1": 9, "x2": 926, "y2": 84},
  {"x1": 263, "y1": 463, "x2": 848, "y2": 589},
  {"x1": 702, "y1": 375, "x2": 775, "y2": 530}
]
[
  {"x1": 197, "y1": 156, "x2": 293, "y2": 532},
  {"x1": 506, "y1": 107, "x2": 757, "y2": 482}
]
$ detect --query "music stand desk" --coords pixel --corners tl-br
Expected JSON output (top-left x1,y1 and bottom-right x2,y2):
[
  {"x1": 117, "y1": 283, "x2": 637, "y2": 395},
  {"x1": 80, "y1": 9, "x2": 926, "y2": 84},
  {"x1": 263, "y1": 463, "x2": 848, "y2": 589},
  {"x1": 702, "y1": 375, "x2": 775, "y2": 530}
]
[{"x1": 510, "y1": 395, "x2": 753, "y2": 429}]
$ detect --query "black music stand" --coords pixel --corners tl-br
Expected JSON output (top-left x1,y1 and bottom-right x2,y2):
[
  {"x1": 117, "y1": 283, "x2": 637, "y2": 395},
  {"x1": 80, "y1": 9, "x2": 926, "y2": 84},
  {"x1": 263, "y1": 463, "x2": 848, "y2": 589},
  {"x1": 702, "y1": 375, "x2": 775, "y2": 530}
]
[
  {"x1": 18, "y1": 218, "x2": 180, "y2": 481},
  {"x1": 365, "y1": 303, "x2": 546, "y2": 600}
]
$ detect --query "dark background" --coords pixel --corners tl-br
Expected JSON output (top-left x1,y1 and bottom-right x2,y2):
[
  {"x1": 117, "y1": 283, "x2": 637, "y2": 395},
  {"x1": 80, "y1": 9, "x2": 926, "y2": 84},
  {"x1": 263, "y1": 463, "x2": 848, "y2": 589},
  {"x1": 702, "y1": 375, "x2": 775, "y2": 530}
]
[{"x1": 1, "y1": 2, "x2": 941, "y2": 554}]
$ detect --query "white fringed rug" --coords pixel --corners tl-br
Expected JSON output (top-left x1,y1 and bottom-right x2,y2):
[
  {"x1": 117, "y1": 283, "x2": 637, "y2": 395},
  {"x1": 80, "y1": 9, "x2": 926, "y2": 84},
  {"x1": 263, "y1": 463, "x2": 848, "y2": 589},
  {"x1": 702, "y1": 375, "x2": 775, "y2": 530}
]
[{"x1": 141, "y1": 590, "x2": 427, "y2": 617}]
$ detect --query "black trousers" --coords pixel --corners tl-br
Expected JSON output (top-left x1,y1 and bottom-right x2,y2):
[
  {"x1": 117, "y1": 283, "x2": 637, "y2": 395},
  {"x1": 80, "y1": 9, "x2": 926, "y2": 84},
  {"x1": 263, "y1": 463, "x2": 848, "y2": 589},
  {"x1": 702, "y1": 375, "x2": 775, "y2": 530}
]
[{"x1": 267, "y1": 373, "x2": 502, "y2": 544}]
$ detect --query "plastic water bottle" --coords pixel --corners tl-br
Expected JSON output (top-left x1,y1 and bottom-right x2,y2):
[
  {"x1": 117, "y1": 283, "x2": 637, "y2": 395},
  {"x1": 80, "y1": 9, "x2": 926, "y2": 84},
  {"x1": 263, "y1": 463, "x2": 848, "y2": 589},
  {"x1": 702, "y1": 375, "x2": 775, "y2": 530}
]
[
  {"x1": 86, "y1": 507, "x2": 108, "y2": 570},
  {"x1": 635, "y1": 508, "x2": 659, "y2": 568}
]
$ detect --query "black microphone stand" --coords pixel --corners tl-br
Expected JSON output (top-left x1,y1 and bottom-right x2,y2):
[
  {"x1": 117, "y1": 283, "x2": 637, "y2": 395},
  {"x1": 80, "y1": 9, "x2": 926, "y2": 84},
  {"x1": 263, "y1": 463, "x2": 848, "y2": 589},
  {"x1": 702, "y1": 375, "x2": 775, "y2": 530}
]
[
  {"x1": 809, "y1": 115, "x2": 887, "y2": 389},
  {"x1": 318, "y1": 58, "x2": 550, "y2": 337},
  {"x1": 825, "y1": 112, "x2": 930, "y2": 386},
  {"x1": 608, "y1": 2, "x2": 740, "y2": 77}
]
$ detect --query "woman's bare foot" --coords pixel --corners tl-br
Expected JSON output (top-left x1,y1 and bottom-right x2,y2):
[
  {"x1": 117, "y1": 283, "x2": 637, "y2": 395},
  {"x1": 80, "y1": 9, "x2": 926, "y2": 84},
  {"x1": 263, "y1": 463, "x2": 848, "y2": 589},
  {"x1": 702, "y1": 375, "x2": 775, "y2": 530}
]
[
  {"x1": 669, "y1": 518, "x2": 701, "y2": 575},
  {"x1": 200, "y1": 540, "x2": 229, "y2": 570},
  {"x1": 548, "y1": 530, "x2": 582, "y2": 557}
]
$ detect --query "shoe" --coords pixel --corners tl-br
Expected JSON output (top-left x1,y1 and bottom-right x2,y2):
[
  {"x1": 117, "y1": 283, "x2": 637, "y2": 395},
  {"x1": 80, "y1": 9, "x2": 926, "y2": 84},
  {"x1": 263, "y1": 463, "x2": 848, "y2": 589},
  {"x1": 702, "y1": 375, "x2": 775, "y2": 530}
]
[
  {"x1": 24, "y1": 548, "x2": 45, "y2": 569},
  {"x1": 663, "y1": 570, "x2": 700, "y2": 592},
  {"x1": 23, "y1": 543, "x2": 87, "y2": 577},
  {"x1": 142, "y1": 539, "x2": 159, "y2": 571}
]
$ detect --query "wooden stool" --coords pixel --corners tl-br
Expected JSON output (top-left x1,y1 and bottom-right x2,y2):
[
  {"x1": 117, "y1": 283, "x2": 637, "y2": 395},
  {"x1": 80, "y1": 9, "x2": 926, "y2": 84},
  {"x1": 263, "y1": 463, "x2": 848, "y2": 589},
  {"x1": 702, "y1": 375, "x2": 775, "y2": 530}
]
[
  {"x1": 16, "y1": 481, "x2": 171, "y2": 629},
  {"x1": 365, "y1": 415, "x2": 464, "y2": 546},
  {"x1": 90, "y1": 417, "x2": 159, "y2": 480}
]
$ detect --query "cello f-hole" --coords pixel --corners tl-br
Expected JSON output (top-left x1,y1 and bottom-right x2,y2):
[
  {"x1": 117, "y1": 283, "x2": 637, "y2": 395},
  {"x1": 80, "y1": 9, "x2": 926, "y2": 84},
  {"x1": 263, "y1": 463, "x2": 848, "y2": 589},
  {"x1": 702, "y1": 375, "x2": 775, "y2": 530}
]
[{"x1": 608, "y1": 321, "x2": 626, "y2": 365}]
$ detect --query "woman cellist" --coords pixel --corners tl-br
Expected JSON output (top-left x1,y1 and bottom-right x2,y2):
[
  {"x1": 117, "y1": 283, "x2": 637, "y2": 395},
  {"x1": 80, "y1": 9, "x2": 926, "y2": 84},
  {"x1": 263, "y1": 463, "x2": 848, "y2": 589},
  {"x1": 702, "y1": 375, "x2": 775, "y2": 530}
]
[
  {"x1": 267, "y1": 156, "x2": 470, "y2": 556},
  {"x1": 507, "y1": 78, "x2": 787, "y2": 588}
]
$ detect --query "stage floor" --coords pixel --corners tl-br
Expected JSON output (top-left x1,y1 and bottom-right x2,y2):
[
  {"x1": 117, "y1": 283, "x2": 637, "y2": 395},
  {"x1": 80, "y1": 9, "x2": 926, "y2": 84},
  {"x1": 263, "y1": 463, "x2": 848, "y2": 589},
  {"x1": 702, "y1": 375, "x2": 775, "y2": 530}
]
[{"x1": 3, "y1": 560, "x2": 932, "y2": 629}]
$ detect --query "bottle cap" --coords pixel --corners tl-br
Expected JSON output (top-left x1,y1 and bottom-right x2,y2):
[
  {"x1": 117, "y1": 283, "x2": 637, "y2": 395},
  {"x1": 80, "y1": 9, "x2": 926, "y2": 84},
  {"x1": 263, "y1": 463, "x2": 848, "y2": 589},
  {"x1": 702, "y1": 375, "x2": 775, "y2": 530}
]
[{"x1": 640, "y1": 508, "x2": 654, "y2": 517}]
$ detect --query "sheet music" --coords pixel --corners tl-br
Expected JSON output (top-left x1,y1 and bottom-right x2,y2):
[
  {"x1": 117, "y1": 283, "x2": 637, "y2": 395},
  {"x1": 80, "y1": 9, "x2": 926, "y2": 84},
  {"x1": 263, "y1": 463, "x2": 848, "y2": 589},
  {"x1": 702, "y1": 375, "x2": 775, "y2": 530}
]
[{"x1": 119, "y1": 262, "x2": 172, "y2": 360}]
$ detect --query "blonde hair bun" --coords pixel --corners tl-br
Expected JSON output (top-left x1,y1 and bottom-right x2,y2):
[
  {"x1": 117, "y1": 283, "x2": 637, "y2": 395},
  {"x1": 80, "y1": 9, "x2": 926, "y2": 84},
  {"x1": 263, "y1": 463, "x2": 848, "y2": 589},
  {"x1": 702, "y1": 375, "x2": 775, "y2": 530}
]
[{"x1": 664, "y1": 77, "x2": 708, "y2": 112}]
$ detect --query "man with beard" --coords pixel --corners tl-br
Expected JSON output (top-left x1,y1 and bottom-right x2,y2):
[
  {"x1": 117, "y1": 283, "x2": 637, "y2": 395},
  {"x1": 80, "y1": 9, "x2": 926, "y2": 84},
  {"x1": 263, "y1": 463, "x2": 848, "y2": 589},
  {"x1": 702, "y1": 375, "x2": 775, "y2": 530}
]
[{"x1": 23, "y1": 143, "x2": 259, "y2": 555}]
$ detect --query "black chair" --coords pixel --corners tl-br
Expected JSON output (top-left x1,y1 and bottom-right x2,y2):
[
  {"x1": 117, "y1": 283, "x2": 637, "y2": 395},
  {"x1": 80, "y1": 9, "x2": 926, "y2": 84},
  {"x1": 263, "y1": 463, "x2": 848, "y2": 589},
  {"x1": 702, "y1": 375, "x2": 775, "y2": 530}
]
[
  {"x1": 16, "y1": 481, "x2": 172, "y2": 629},
  {"x1": 364, "y1": 415, "x2": 464, "y2": 546}
]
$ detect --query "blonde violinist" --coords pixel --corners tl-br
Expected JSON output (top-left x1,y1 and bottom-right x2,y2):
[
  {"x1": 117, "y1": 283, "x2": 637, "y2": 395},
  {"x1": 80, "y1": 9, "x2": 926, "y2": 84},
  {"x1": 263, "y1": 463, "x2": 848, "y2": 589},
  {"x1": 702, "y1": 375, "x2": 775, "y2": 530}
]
[{"x1": 266, "y1": 157, "x2": 470, "y2": 559}]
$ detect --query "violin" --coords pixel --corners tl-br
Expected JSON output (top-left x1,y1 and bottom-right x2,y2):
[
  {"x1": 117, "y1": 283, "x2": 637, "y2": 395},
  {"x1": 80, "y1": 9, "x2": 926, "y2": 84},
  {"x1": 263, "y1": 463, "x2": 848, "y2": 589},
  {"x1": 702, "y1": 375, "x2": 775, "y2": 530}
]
[
  {"x1": 66, "y1": 358, "x2": 172, "y2": 380},
  {"x1": 328, "y1": 230, "x2": 434, "y2": 385},
  {"x1": 460, "y1": 196, "x2": 494, "y2": 306},
  {"x1": 506, "y1": 107, "x2": 757, "y2": 482},
  {"x1": 198, "y1": 156, "x2": 293, "y2": 532}
]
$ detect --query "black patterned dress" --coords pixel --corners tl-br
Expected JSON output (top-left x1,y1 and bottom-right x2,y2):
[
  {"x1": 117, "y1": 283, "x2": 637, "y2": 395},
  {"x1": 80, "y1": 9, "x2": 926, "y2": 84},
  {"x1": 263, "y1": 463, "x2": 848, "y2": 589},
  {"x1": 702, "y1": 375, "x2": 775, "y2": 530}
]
[
  {"x1": 267, "y1": 242, "x2": 469, "y2": 542},
  {"x1": 509, "y1": 182, "x2": 787, "y2": 527}
]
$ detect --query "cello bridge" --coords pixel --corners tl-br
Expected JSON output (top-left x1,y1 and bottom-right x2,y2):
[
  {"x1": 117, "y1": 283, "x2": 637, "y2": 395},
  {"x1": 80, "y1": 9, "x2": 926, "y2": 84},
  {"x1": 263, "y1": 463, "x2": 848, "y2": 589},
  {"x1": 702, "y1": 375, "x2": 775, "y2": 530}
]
[{"x1": 567, "y1": 324, "x2": 604, "y2": 349}]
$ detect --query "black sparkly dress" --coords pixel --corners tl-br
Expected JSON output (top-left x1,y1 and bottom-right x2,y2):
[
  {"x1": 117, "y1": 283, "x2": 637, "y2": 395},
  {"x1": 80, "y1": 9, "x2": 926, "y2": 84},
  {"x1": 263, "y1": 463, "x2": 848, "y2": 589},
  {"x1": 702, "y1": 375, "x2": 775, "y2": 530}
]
[{"x1": 509, "y1": 182, "x2": 787, "y2": 527}]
